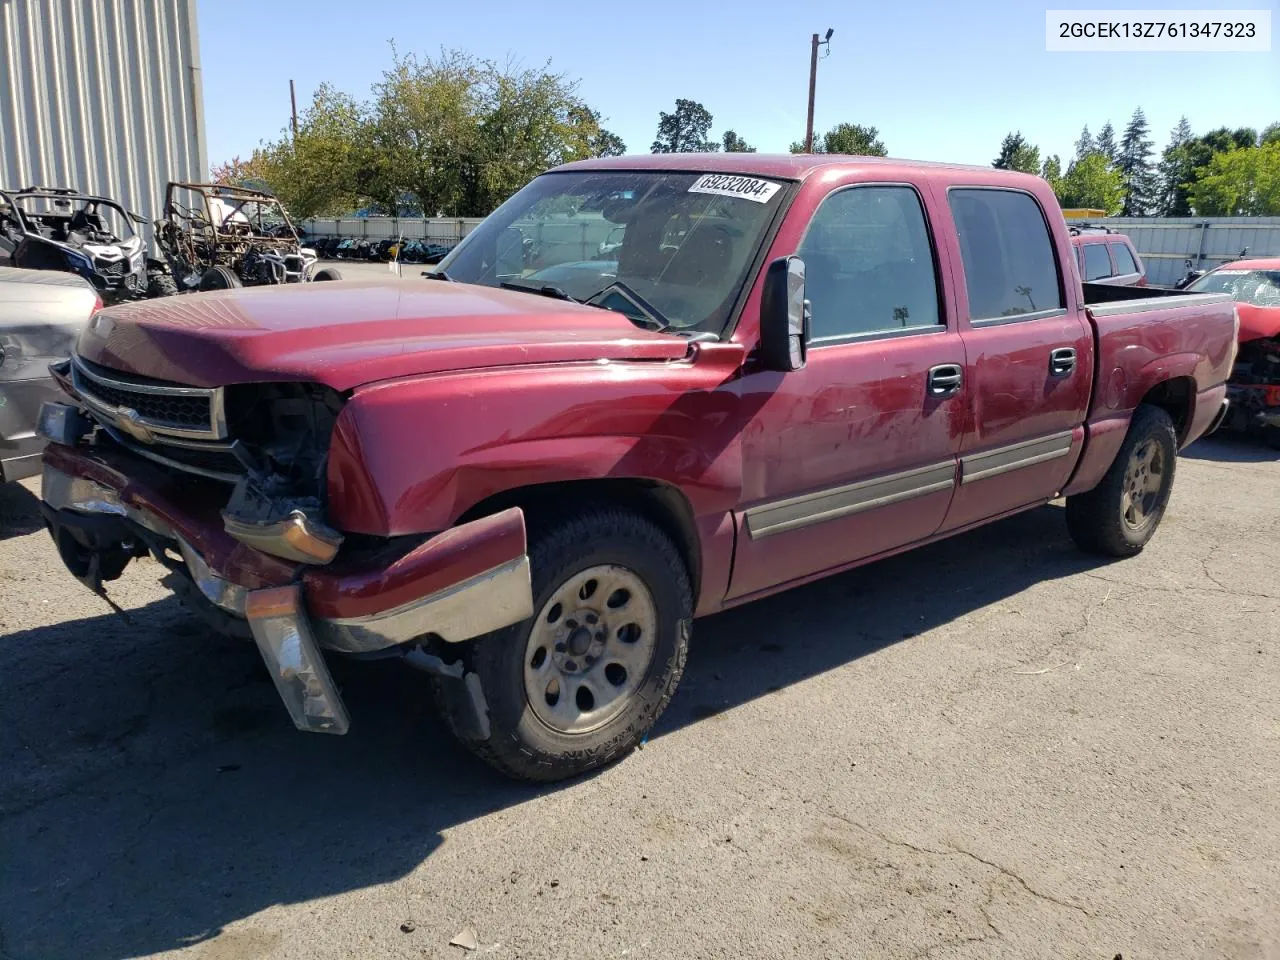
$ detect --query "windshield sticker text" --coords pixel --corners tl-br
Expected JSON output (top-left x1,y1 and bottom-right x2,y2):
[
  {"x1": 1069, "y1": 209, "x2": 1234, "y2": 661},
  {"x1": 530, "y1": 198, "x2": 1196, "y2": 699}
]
[{"x1": 687, "y1": 175, "x2": 781, "y2": 204}]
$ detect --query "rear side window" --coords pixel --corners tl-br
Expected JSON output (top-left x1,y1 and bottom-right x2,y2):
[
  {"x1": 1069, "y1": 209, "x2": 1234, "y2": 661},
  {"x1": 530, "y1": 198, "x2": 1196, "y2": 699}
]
[
  {"x1": 949, "y1": 189, "x2": 1064, "y2": 321},
  {"x1": 1083, "y1": 243, "x2": 1113, "y2": 280},
  {"x1": 1109, "y1": 241, "x2": 1139, "y2": 275},
  {"x1": 798, "y1": 185, "x2": 942, "y2": 340}
]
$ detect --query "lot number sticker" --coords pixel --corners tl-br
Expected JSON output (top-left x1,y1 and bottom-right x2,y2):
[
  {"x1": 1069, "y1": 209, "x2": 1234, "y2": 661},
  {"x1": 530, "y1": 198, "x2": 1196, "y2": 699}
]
[{"x1": 688, "y1": 174, "x2": 781, "y2": 204}]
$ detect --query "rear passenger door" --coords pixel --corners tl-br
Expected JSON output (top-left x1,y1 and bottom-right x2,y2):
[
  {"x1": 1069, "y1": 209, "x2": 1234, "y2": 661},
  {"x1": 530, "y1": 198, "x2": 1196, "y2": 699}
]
[
  {"x1": 727, "y1": 182, "x2": 968, "y2": 600},
  {"x1": 937, "y1": 187, "x2": 1092, "y2": 533}
]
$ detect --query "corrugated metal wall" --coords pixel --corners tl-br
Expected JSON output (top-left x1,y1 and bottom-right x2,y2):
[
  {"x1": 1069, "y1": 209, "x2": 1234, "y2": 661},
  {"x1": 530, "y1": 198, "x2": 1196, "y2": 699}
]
[
  {"x1": 0, "y1": 0, "x2": 205, "y2": 231},
  {"x1": 302, "y1": 217, "x2": 486, "y2": 243},
  {"x1": 1096, "y1": 217, "x2": 1280, "y2": 286}
]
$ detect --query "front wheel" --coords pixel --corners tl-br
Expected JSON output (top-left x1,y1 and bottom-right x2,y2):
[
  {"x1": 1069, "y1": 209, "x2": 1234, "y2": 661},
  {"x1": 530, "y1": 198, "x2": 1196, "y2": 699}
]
[
  {"x1": 1066, "y1": 404, "x2": 1178, "y2": 557},
  {"x1": 312, "y1": 267, "x2": 342, "y2": 282},
  {"x1": 436, "y1": 506, "x2": 692, "y2": 782}
]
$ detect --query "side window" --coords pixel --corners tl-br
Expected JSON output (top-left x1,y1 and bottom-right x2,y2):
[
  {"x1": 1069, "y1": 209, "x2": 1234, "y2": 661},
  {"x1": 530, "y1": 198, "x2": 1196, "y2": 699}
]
[
  {"x1": 1083, "y1": 243, "x2": 1113, "y2": 280},
  {"x1": 797, "y1": 185, "x2": 942, "y2": 341},
  {"x1": 1110, "y1": 241, "x2": 1139, "y2": 275},
  {"x1": 949, "y1": 189, "x2": 1064, "y2": 320}
]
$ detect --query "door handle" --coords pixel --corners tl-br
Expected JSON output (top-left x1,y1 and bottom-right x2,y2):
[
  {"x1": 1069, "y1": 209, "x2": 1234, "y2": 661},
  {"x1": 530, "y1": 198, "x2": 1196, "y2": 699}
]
[
  {"x1": 1049, "y1": 347, "x2": 1077, "y2": 377},
  {"x1": 927, "y1": 363, "x2": 964, "y2": 396}
]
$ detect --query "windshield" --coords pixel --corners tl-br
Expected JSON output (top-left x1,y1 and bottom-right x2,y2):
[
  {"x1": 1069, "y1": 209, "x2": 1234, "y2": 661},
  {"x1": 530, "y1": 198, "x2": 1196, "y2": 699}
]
[
  {"x1": 1189, "y1": 268, "x2": 1280, "y2": 306},
  {"x1": 436, "y1": 170, "x2": 787, "y2": 335}
]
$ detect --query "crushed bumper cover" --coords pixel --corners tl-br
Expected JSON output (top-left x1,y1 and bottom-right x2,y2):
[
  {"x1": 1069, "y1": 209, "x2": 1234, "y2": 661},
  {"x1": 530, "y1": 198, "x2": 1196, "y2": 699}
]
[{"x1": 39, "y1": 443, "x2": 533, "y2": 734}]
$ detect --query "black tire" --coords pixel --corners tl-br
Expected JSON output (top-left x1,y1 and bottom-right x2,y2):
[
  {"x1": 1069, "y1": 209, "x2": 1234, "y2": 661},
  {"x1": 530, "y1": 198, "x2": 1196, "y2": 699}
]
[
  {"x1": 1066, "y1": 404, "x2": 1178, "y2": 557},
  {"x1": 146, "y1": 270, "x2": 179, "y2": 299},
  {"x1": 1263, "y1": 426, "x2": 1280, "y2": 451},
  {"x1": 198, "y1": 265, "x2": 241, "y2": 291},
  {"x1": 312, "y1": 267, "x2": 342, "y2": 282},
  {"x1": 434, "y1": 505, "x2": 693, "y2": 782}
]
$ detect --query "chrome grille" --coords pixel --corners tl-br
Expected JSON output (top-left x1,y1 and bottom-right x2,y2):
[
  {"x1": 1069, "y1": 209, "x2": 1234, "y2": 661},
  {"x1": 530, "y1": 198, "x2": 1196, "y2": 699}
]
[{"x1": 71, "y1": 354, "x2": 226, "y2": 441}]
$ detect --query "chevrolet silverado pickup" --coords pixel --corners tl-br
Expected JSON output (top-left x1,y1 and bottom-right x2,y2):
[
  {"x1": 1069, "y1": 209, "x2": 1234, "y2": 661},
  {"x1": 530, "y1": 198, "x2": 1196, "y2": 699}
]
[{"x1": 36, "y1": 155, "x2": 1237, "y2": 782}]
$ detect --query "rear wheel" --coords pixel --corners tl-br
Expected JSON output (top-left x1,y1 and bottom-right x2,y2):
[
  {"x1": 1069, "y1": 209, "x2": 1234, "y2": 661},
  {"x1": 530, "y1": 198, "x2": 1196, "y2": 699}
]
[
  {"x1": 312, "y1": 267, "x2": 342, "y2": 282},
  {"x1": 197, "y1": 265, "x2": 241, "y2": 291},
  {"x1": 434, "y1": 505, "x2": 692, "y2": 782},
  {"x1": 1066, "y1": 404, "x2": 1178, "y2": 556}
]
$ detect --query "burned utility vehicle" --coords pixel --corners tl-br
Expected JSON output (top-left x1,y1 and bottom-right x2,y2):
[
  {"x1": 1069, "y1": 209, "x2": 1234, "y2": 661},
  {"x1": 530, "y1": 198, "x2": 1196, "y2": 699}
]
[
  {"x1": 155, "y1": 182, "x2": 342, "y2": 292},
  {"x1": 0, "y1": 186, "x2": 169, "y2": 302}
]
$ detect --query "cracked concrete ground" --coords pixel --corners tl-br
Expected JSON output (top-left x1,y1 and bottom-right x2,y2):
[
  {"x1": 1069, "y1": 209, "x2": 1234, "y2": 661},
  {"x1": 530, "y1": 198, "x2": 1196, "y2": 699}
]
[{"x1": 1, "y1": 434, "x2": 1277, "y2": 960}]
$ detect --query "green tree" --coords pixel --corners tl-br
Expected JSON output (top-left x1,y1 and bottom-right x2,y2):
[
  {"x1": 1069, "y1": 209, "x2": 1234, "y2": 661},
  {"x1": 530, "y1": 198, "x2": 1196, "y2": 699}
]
[
  {"x1": 370, "y1": 49, "x2": 604, "y2": 216},
  {"x1": 1041, "y1": 154, "x2": 1062, "y2": 192},
  {"x1": 1188, "y1": 143, "x2": 1280, "y2": 215},
  {"x1": 651, "y1": 99, "x2": 717, "y2": 153},
  {"x1": 721, "y1": 129, "x2": 756, "y2": 153},
  {"x1": 569, "y1": 106, "x2": 626, "y2": 157},
  {"x1": 790, "y1": 123, "x2": 887, "y2": 156},
  {"x1": 1262, "y1": 123, "x2": 1280, "y2": 147},
  {"x1": 1096, "y1": 122, "x2": 1118, "y2": 162},
  {"x1": 1117, "y1": 107, "x2": 1155, "y2": 215},
  {"x1": 1057, "y1": 153, "x2": 1124, "y2": 213},
  {"x1": 1155, "y1": 115, "x2": 1195, "y2": 216},
  {"x1": 209, "y1": 155, "x2": 270, "y2": 192},
  {"x1": 253, "y1": 83, "x2": 376, "y2": 217},
  {"x1": 992, "y1": 131, "x2": 1040, "y2": 173}
]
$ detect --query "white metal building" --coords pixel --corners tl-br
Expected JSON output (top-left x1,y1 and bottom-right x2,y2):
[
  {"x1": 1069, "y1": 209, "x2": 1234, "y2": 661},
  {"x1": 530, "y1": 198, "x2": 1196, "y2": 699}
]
[{"x1": 0, "y1": 0, "x2": 206, "y2": 226}]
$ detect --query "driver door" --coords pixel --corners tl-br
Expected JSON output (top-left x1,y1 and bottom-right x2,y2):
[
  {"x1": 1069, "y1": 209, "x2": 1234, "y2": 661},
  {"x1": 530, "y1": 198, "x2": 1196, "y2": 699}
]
[{"x1": 727, "y1": 181, "x2": 969, "y2": 600}]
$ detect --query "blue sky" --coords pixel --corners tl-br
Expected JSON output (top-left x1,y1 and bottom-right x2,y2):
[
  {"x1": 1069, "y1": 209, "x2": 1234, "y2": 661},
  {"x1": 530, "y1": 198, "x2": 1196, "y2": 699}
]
[{"x1": 199, "y1": 0, "x2": 1278, "y2": 171}]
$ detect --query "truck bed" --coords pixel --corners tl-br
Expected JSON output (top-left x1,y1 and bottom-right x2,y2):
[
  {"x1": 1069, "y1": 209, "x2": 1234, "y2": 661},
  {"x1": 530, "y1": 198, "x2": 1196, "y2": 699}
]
[{"x1": 1082, "y1": 280, "x2": 1230, "y2": 311}]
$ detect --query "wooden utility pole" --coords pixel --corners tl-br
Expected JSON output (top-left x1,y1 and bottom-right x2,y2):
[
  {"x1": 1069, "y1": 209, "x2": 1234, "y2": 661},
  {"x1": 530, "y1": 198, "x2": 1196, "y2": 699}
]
[
  {"x1": 804, "y1": 34, "x2": 819, "y2": 154},
  {"x1": 290, "y1": 79, "x2": 299, "y2": 139}
]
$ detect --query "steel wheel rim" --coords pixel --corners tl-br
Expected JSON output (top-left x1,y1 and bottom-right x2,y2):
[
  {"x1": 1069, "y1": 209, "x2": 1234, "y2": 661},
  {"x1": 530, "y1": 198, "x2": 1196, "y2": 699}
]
[
  {"x1": 1121, "y1": 438, "x2": 1165, "y2": 529},
  {"x1": 523, "y1": 564, "x2": 659, "y2": 735}
]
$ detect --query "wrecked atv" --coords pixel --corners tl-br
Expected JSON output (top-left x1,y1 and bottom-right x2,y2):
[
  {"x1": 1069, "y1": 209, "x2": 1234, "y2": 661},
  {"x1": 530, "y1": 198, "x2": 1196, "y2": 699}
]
[
  {"x1": 0, "y1": 186, "x2": 173, "y2": 302},
  {"x1": 155, "y1": 182, "x2": 342, "y2": 292}
]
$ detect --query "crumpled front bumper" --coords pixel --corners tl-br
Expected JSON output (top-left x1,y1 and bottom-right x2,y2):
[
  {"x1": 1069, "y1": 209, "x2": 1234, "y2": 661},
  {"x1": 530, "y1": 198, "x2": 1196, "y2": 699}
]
[{"x1": 39, "y1": 442, "x2": 533, "y2": 735}]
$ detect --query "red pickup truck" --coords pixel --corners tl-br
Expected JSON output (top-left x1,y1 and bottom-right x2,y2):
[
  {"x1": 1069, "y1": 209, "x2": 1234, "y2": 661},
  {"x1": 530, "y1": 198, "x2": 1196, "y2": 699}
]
[{"x1": 36, "y1": 155, "x2": 1237, "y2": 781}]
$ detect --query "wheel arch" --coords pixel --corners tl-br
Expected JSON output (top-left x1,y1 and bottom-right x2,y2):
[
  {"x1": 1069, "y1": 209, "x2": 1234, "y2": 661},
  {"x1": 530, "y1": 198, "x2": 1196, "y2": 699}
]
[
  {"x1": 1137, "y1": 375, "x2": 1197, "y2": 445},
  {"x1": 456, "y1": 477, "x2": 703, "y2": 603}
]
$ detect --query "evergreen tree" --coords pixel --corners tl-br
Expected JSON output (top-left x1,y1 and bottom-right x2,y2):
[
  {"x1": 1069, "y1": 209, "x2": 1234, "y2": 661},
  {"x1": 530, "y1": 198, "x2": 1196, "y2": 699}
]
[
  {"x1": 993, "y1": 132, "x2": 1041, "y2": 174},
  {"x1": 1096, "y1": 122, "x2": 1118, "y2": 162},
  {"x1": 1074, "y1": 125, "x2": 1094, "y2": 162},
  {"x1": 1156, "y1": 116, "x2": 1195, "y2": 216},
  {"x1": 1117, "y1": 108, "x2": 1156, "y2": 216}
]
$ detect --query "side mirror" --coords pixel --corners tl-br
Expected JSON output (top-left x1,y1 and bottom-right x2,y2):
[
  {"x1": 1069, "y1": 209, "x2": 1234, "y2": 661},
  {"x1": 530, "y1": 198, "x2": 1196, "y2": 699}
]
[
  {"x1": 759, "y1": 256, "x2": 810, "y2": 372},
  {"x1": 128, "y1": 211, "x2": 149, "y2": 226}
]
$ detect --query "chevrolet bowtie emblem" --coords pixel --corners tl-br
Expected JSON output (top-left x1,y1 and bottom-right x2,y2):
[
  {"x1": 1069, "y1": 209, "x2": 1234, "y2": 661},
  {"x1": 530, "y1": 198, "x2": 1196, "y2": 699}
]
[{"x1": 114, "y1": 407, "x2": 155, "y2": 444}]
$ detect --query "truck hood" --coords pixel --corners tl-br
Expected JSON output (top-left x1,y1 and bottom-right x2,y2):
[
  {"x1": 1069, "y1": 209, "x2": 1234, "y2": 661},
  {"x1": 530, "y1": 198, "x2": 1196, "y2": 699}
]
[
  {"x1": 73, "y1": 277, "x2": 691, "y2": 391},
  {"x1": 1237, "y1": 303, "x2": 1280, "y2": 344}
]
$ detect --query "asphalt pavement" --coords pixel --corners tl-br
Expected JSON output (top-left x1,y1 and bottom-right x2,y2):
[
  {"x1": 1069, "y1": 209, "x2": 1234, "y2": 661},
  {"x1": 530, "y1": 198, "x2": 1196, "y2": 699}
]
[{"x1": 1, "y1": 413, "x2": 1277, "y2": 959}]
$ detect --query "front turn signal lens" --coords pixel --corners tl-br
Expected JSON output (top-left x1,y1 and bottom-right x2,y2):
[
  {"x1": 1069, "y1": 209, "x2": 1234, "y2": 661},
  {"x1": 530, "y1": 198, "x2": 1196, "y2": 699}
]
[{"x1": 244, "y1": 585, "x2": 349, "y2": 735}]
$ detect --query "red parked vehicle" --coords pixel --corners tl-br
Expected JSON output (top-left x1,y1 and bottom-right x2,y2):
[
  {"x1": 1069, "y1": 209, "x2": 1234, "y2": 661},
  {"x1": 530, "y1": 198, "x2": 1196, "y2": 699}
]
[
  {"x1": 37, "y1": 154, "x2": 1237, "y2": 781},
  {"x1": 1185, "y1": 257, "x2": 1280, "y2": 447},
  {"x1": 1069, "y1": 225, "x2": 1147, "y2": 286}
]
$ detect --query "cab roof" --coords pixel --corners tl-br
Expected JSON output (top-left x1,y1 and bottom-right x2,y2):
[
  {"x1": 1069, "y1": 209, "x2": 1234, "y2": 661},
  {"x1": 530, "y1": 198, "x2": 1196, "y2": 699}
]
[{"x1": 553, "y1": 152, "x2": 1034, "y2": 182}]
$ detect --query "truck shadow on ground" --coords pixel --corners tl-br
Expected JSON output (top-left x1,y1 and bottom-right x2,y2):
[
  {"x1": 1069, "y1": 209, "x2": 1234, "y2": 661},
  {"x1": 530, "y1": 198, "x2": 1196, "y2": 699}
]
[
  {"x1": 0, "y1": 479, "x2": 44, "y2": 539},
  {"x1": 0, "y1": 503, "x2": 1108, "y2": 960},
  {"x1": 1183, "y1": 433, "x2": 1278, "y2": 464}
]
